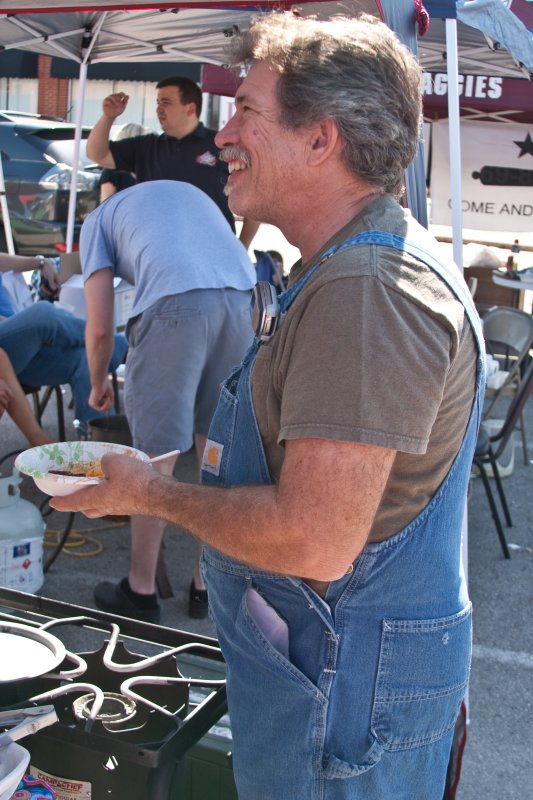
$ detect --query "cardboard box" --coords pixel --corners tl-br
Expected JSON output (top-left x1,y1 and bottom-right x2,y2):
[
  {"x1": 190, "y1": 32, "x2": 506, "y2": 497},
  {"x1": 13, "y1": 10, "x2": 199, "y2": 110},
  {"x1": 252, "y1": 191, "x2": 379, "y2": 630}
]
[
  {"x1": 59, "y1": 273, "x2": 135, "y2": 330},
  {"x1": 59, "y1": 252, "x2": 82, "y2": 284}
]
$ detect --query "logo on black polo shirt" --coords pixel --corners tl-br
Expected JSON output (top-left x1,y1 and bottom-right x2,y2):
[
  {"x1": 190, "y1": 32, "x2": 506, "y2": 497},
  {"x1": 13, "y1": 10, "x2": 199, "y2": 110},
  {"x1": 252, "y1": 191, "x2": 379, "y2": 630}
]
[{"x1": 196, "y1": 150, "x2": 218, "y2": 167}]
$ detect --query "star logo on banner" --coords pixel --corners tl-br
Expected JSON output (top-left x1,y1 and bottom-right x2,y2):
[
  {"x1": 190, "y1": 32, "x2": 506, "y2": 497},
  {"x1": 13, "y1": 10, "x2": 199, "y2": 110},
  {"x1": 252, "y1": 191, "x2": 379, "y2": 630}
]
[{"x1": 513, "y1": 132, "x2": 533, "y2": 158}]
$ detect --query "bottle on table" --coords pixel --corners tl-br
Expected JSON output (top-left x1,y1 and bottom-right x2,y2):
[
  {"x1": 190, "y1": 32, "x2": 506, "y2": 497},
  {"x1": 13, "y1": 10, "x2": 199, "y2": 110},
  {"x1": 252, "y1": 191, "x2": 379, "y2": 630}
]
[{"x1": 506, "y1": 240, "x2": 520, "y2": 273}]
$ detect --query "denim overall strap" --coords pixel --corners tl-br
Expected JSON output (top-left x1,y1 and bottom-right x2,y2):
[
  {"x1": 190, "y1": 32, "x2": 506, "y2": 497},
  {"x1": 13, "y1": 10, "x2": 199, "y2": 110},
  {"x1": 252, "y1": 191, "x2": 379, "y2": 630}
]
[
  {"x1": 201, "y1": 230, "x2": 485, "y2": 488},
  {"x1": 201, "y1": 336, "x2": 271, "y2": 486},
  {"x1": 357, "y1": 230, "x2": 484, "y2": 348}
]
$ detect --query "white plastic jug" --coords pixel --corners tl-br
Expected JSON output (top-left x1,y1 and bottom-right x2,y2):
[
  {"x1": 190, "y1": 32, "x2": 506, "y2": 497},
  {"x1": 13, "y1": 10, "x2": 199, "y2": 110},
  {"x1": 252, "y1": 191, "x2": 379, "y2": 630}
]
[{"x1": 0, "y1": 470, "x2": 45, "y2": 593}]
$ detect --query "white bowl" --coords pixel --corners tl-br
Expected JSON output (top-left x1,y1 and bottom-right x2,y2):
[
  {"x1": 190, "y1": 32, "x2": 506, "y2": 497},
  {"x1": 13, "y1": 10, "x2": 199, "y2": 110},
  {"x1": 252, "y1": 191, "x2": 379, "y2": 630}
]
[{"x1": 14, "y1": 440, "x2": 150, "y2": 496}]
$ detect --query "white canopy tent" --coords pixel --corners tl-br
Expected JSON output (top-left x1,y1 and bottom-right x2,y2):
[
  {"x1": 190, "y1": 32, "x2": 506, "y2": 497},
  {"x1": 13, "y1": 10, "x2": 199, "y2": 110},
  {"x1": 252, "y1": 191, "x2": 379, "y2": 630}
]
[
  {"x1": 0, "y1": 0, "x2": 426, "y2": 251},
  {"x1": 0, "y1": 0, "x2": 532, "y2": 255}
]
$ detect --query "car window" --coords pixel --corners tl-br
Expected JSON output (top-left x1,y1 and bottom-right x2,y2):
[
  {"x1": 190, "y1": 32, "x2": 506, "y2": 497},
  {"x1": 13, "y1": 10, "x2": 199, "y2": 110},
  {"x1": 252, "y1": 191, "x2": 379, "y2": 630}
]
[
  {"x1": 42, "y1": 138, "x2": 92, "y2": 168},
  {"x1": 13, "y1": 126, "x2": 93, "y2": 167}
]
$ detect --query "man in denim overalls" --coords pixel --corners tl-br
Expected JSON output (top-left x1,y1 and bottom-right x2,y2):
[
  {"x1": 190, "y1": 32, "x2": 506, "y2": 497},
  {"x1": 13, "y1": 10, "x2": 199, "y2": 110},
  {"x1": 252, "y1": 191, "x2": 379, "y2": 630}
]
[{"x1": 53, "y1": 13, "x2": 486, "y2": 800}]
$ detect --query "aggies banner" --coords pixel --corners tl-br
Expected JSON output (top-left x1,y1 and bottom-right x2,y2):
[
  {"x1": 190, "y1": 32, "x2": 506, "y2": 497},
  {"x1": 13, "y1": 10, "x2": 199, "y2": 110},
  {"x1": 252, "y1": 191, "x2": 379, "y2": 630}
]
[{"x1": 430, "y1": 119, "x2": 533, "y2": 233}]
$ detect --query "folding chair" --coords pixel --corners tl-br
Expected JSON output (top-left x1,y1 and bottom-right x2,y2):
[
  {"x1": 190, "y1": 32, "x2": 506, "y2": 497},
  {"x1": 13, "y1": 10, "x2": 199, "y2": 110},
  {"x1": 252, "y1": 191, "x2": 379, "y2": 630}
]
[
  {"x1": 22, "y1": 383, "x2": 66, "y2": 441},
  {"x1": 473, "y1": 359, "x2": 533, "y2": 559},
  {"x1": 482, "y1": 306, "x2": 533, "y2": 464}
]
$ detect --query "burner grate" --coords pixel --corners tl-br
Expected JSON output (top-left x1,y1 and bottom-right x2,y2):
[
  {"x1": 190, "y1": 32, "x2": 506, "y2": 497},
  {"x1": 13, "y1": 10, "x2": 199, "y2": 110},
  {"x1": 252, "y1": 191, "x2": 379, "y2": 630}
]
[{"x1": 0, "y1": 587, "x2": 227, "y2": 800}]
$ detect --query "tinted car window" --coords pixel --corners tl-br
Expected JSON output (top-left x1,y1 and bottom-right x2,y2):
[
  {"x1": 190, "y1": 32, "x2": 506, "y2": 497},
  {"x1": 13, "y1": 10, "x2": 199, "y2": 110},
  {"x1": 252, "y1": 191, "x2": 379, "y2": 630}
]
[
  {"x1": 0, "y1": 118, "x2": 100, "y2": 255},
  {"x1": 13, "y1": 125, "x2": 92, "y2": 167}
]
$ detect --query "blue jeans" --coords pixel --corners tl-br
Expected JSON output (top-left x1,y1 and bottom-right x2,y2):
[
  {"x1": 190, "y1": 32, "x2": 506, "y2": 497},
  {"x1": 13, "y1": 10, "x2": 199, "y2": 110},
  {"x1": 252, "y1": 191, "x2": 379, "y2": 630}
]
[{"x1": 0, "y1": 302, "x2": 127, "y2": 428}]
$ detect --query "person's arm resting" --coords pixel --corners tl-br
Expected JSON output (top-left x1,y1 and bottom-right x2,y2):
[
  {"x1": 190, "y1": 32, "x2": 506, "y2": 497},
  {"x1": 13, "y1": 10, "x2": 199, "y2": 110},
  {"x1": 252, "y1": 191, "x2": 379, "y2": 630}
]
[{"x1": 50, "y1": 437, "x2": 396, "y2": 581}]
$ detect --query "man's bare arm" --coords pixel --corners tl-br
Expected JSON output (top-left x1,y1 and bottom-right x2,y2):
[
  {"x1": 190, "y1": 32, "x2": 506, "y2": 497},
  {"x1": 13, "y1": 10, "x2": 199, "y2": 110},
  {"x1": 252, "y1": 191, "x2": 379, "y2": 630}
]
[
  {"x1": 84, "y1": 269, "x2": 116, "y2": 411},
  {"x1": 86, "y1": 92, "x2": 129, "y2": 167},
  {"x1": 0, "y1": 253, "x2": 60, "y2": 293},
  {"x1": 239, "y1": 218, "x2": 261, "y2": 251},
  {"x1": 50, "y1": 437, "x2": 396, "y2": 581}
]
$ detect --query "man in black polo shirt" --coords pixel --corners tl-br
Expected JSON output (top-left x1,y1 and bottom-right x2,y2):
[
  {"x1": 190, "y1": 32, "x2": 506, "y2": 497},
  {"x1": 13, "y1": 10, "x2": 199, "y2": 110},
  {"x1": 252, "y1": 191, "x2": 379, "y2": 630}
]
[{"x1": 87, "y1": 76, "x2": 258, "y2": 248}]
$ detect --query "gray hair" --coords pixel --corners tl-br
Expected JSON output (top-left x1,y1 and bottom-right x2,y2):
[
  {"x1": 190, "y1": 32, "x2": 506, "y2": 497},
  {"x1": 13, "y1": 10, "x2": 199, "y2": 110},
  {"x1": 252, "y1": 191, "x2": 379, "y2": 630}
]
[
  {"x1": 113, "y1": 122, "x2": 146, "y2": 140},
  {"x1": 226, "y1": 13, "x2": 422, "y2": 197}
]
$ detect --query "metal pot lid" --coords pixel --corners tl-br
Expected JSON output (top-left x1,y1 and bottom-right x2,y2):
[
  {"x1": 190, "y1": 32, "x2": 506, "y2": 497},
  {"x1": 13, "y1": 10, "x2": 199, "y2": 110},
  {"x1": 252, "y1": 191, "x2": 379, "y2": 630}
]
[{"x1": 0, "y1": 622, "x2": 66, "y2": 682}]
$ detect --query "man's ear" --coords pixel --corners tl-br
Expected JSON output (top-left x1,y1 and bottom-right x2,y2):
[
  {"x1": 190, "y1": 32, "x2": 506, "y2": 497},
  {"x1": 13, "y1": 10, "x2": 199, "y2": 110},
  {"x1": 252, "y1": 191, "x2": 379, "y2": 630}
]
[{"x1": 307, "y1": 118, "x2": 340, "y2": 166}]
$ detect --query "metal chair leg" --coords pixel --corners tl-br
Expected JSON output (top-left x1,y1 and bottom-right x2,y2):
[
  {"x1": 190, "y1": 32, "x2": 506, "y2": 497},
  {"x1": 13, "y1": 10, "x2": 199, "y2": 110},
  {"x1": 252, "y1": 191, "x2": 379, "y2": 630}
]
[
  {"x1": 488, "y1": 449, "x2": 513, "y2": 527},
  {"x1": 476, "y1": 461, "x2": 511, "y2": 559},
  {"x1": 27, "y1": 385, "x2": 66, "y2": 441},
  {"x1": 53, "y1": 386, "x2": 66, "y2": 441},
  {"x1": 518, "y1": 410, "x2": 529, "y2": 465},
  {"x1": 111, "y1": 370, "x2": 121, "y2": 414}
]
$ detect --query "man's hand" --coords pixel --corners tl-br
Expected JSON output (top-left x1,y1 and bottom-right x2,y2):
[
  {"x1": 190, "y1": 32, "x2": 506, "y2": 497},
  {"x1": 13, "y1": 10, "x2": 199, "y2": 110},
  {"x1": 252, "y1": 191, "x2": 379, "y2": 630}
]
[
  {"x1": 50, "y1": 453, "x2": 156, "y2": 518},
  {"x1": 102, "y1": 92, "x2": 129, "y2": 120},
  {"x1": 89, "y1": 378, "x2": 115, "y2": 413},
  {"x1": 41, "y1": 259, "x2": 61, "y2": 293}
]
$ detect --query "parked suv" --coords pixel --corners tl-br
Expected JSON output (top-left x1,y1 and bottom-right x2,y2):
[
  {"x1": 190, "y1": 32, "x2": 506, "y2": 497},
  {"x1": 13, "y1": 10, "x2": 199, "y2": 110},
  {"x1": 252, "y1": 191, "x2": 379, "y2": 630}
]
[{"x1": 0, "y1": 111, "x2": 101, "y2": 255}]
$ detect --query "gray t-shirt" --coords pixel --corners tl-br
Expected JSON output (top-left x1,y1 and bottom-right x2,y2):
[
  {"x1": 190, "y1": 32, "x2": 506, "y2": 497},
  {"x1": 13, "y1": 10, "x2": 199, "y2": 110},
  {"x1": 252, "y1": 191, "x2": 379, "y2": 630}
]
[
  {"x1": 80, "y1": 180, "x2": 255, "y2": 317},
  {"x1": 251, "y1": 196, "x2": 478, "y2": 541}
]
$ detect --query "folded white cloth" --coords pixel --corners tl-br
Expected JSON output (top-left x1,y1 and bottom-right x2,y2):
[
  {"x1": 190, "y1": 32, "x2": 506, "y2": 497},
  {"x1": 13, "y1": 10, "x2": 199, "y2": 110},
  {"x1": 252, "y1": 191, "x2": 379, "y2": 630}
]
[{"x1": 485, "y1": 355, "x2": 509, "y2": 389}]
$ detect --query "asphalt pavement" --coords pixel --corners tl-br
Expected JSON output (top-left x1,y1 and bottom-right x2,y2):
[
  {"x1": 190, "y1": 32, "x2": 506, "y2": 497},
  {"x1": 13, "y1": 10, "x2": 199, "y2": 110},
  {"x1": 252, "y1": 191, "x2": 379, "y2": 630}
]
[{"x1": 1, "y1": 383, "x2": 532, "y2": 800}]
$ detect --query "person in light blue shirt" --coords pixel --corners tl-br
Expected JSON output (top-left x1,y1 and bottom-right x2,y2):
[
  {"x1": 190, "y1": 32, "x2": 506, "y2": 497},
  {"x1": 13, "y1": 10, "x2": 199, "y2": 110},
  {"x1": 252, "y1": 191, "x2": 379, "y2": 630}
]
[{"x1": 80, "y1": 179, "x2": 255, "y2": 623}]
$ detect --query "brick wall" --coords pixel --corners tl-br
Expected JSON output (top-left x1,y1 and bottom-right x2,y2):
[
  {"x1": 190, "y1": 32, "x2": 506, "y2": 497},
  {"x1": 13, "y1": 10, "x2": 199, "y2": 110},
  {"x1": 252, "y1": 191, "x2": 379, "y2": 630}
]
[{"x1": 37, "y1": 55, "x2": 69, "y2": 118}]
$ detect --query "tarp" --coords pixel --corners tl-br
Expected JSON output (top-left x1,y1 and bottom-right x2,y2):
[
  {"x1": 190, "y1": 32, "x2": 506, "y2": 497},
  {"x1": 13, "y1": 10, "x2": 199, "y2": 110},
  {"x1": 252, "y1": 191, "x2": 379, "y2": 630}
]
[
  {"x1": 423, "y1": 0, "x2": 533, "y2": 78},
  {"x1": 421, "y1": 1, "x2": 533, "y2": 123},
  {"x1": 423, "y1": 72, "x2": 533, "y2": 123}
]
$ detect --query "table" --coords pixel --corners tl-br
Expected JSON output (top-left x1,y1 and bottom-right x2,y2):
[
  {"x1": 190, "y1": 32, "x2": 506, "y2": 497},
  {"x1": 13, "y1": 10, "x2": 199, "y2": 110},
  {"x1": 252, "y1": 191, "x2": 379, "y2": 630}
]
[
  {"x1": 492, "y1": 270, "x2": 533, "y2": 291},
  {"x1": 492, "y1": 270, "x2": 533, "y2": 312},
  {"x1": 59, "y1": 274, "x2": 135, "y2": 330}
]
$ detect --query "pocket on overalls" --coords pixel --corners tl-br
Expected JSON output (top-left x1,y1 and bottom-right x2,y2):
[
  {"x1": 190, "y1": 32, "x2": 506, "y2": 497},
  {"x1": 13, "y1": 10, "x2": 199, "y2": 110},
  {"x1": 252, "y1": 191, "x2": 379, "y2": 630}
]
[
  {"x1": 371, "y1": 603, "x2": 472, "y2": 749},
  {"x1": 203, "y1": 555, "x2": 325, "y2": 700},
  {"x1": 245, "y1": 585, "x2": 290, "y2": 659}
]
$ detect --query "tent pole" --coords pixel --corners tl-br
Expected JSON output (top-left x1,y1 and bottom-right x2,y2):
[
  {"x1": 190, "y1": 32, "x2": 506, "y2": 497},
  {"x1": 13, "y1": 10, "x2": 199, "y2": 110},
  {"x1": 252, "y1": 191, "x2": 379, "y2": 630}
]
[
  {"x1": 446, "y1": 17, "x2": 470, "y2": 723},
  {"x1": 0, "y1": 154, "x2": 16, "y2": 254},
  {"x1": 445, "y1": 18, "x2": 463, "y2": 270},
  {"x1": 66, "y1": 61, "x2": 88, "y2": 254}
]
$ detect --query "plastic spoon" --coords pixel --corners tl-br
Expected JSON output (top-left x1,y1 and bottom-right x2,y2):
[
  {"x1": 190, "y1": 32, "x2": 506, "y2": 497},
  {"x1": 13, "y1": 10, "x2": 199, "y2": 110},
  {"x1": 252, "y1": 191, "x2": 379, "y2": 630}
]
[{"x1": 149, "y1": 450, "x2": 180, "y2": 464}]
